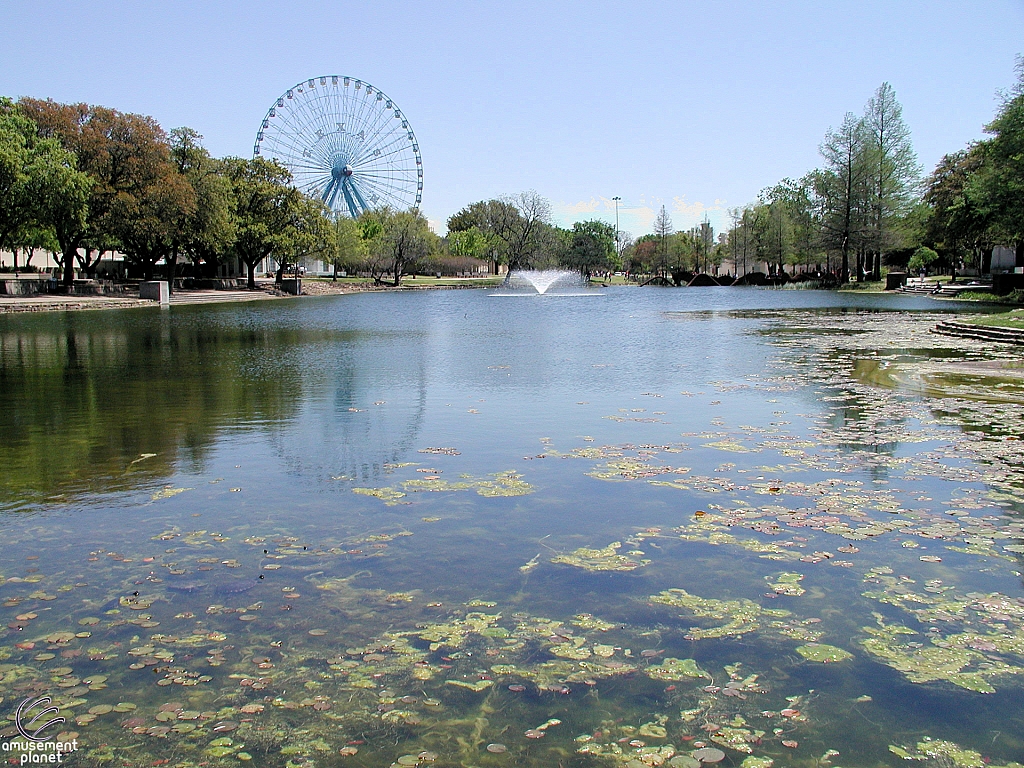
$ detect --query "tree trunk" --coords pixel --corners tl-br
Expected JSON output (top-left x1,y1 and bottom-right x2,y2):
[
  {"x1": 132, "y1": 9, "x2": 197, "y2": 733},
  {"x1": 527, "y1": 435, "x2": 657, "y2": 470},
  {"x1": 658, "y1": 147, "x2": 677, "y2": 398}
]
[
  {"x1": 247, "y1": 261, "x2": 257, "y2": 290},
  {"x1": 1016, "y1": 240, "x2": 1024, "y2": 269},
  {"x1": 12, "y1": 247, "x2": 19, "y2": 273},
  {"x1": 62, "y1": 245, "x2": 77, "y2": 287},
  {"x1": 167, "y1": 246, "x2": 179, "y2": 294},
  {"x1": 332, "y1": 261, "x2": 338, "y2": 281}
]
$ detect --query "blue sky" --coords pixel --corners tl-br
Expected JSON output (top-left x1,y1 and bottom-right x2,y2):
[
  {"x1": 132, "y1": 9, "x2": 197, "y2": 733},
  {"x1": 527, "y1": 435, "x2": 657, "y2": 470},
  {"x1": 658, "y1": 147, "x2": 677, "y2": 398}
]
[{"x1": 2, "y1": 0, "x2": 1021, "y2": 237}]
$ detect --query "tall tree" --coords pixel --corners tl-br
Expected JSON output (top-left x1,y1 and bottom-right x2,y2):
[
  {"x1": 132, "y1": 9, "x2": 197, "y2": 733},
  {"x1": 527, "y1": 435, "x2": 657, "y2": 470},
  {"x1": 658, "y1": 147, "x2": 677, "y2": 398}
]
[
  {"x1": 274, "y1": 196, "x2": 333, "y2": 281},
  {"x1": 560, "y1": 219, "x2": 616, "y2": 278},
  {"x1": 817, "y1": 112, "x2": 872, "y2": 282},
  {"x1": 924, "y1": 146, "x2": 991, "y2": 273},
  {"x1": 329, "y1": 215, "x2": 367, "y2": 279},
  {"x1": 366, "y1": 208, "x2": 437, "y2": 285},
  {"x1": 653, "y1": 205, "x2": 673, "y2": 273},
  {"x1": 974, "y1": 57, "x2": 1024, "y2": 266},
  {"x1": 447, "y1": 192, "x2": 553, "y2": 272},
  {"x1": 169, "y1": 128, "x2": 235, "y2": 284},
  {"x1": 0, "y1": 99, "x2": 90, "y2": 275},
  {"x1": 110, "y1": 151, "x2": 196, "y2": 283},
  {"x1": 447, "y1": 198, "x2": 519, "y2": 273},
  {"x1": 223, "y1": 156, "x2": 305, "y2": 290},
  {"x1": 19, "y1": 99, "x2": 171, "y2": 286},
  {"x1": 862, "y1": 82, "x2": 921, "y2": 279}
]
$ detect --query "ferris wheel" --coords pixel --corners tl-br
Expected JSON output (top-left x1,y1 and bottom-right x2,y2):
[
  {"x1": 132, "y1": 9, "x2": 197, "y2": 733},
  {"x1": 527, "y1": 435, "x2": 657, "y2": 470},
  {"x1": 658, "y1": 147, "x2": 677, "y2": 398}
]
[{"x1": 253, "y1": 75, "x2": 423, "y2": 218}]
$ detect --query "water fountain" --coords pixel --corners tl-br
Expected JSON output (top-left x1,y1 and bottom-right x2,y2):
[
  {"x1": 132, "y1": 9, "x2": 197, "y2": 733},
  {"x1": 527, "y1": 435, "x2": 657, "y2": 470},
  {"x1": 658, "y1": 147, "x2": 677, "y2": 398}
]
[{"x1": 497, "y1": 269, "x2": 588, "y2": 295}]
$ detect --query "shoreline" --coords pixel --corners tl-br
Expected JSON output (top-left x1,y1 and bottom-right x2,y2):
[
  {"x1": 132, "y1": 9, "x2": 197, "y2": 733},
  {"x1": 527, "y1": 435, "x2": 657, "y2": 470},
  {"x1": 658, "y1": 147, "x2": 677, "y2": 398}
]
[{"x1": 0, "y1": 278, "x2": 502, "y2": 314}]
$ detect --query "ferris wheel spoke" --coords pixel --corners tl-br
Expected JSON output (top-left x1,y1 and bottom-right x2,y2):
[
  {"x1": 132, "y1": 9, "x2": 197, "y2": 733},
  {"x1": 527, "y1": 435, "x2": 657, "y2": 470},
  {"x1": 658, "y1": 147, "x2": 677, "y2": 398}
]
[
  {"x1": 352, "y1": 142, "x2": 414, "y2": 170},
  {"x1": 351, "y1": 134, "x2": 407, "y2": 167},
  {"x1": 352, "y1": 145, "x2": 416, "y2": 174},
  {"x1": 354, "y1": 108, "x2": 397, "y2": 156},
  {"x1": 352, "y1": 168, "x2": 409, "y2": 186},
  {"x1": 358, "y1": 112, "x2": 407, "y2": 159},
  {"x1": 352, "y1": 176, "x2": 412, "y2": 209},
  {"x1": 346, "y1": 176, "x2": 371, "y2": 212}
]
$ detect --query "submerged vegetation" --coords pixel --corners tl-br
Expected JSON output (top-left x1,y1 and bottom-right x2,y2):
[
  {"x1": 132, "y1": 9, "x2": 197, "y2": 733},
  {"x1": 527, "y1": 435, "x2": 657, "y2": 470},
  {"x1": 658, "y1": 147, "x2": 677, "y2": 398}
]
[{"x1": 3, "y1": 293, "x2": 1024, "y2": 767}]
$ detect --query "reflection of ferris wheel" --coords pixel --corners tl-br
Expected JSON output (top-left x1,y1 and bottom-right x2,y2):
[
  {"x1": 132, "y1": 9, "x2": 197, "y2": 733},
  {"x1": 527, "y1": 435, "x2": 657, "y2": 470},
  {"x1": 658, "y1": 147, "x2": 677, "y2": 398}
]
[{"x1": 253, "y1": 75, "x2": 423, "y2": 218}]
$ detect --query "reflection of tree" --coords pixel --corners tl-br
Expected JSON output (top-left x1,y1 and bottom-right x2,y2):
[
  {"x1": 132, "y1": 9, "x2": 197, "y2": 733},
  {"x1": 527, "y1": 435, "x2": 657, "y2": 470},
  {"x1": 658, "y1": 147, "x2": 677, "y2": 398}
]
[{"x1": 0, "y1": 309, "x2": 307, "y2": 506}]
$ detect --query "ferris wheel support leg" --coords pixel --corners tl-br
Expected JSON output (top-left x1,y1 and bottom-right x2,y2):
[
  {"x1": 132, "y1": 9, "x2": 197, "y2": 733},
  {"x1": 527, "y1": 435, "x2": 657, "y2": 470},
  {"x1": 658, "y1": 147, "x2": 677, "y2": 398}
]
[
  {"x1": 349, "y1": 180, "x2": 370, "y2": 214},
  {"x1": 341, "y1": 181, "x2": 361, "y2": 219}
]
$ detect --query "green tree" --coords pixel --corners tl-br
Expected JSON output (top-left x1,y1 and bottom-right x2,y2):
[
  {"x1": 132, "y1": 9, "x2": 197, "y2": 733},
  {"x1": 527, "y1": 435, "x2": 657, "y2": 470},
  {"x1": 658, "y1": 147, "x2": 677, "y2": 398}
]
[
  {"x1": 19, "y1": 99, "x2": 173, "y2": 286},
  {"x1": 329, "y1": 215, "x2": 367, "y2": 279},
  {"x1": 816, "y1": 112, "x2": 872, "y2": 282},
  {"x1": 447, "y1": 192, "x2": 552, "y2": 272},
  {"x1": 275, "y1": 196, "x2": 333, "y2": 281},
  {"x1": 653, "y1": 205, "x2": 673, "y2": 273},
  {"x1": 908, "y1": 246, "x2": 938, "y2": 274},
  {"x1": 974, "y1": 58, "x2": 1024, "y2": 266},
  {"x1": 367, "y1": 209, "x2": 437, "y2": 286},
  {"x1": 446, "y1": 226, "x2": 491, "y2": 262},
  {"x1": 223, "y1": 156, "x2": 305, "y2": 290},
  {"x1": 110, "y1": 152, "x2": 196, "y2": 283},
  {"x1": 924, "y1": 146, "x2": 991, "y2": 274},
  {"x1": 447, "y1": 199, "x2": 517, "y2": 273},
  {"x1": 0, "y1": 99, "x2": 90, "y2": 275},
  {"x1": 169, "y1": 127, "x2": 235, "y2": 284},
  {"x1": 560, "y1": 219, "x2": 616, "y2": 278},
  {"x1": 862, "y1": 82, "x2": 922, "y2": 279}
]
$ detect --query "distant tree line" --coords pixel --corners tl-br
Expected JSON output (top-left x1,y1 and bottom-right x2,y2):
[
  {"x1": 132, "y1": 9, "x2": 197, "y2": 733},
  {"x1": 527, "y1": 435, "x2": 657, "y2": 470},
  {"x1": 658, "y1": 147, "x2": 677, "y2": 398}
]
[
  {"x1": 445, "y1": 191, "x2": 617, "y2": 278},
  {"x1": 5, "y1": 61, "x2": 1021, "y2": 290},
  {"x1": 721, "y1": 62, "x2": 1024, "y2": 282},
  {"x1": 0, "y1": 97, "x2": 444, "y2": 289}
]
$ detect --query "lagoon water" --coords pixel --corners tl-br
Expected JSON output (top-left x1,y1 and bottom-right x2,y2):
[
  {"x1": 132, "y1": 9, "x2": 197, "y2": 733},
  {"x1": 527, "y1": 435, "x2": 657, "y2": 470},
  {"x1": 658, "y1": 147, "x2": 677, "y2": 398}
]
[{"x1": 2, "y1": 287, "x2": 1024, "y2": 767}]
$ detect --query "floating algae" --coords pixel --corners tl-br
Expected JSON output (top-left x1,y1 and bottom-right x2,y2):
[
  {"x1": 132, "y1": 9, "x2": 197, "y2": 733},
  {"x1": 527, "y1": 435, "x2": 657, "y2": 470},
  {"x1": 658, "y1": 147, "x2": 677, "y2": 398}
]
[
  {"x1": 860, "y1": 617, "x2": 1024, "y2": 693},
  {"x1": 766, "y1": 572, "x2": 806, "y2": 596},
  {"x1": 794, "y1": 643, "x2": 853, "y2": 663},
  {"x1": 860, "y1": 569, "x2": 1024, "y2": 692},
  {"x1": 352, "y1": 486, "x2": 408, "y2": 504},
  {"x1": 650, "y1": 589, "x2": 788, "y2": 640},
  {"x1": 354, "y1": 470, "x2": 533, "y2": 504},
  {"x1": 150, "y1": 486, "x2": 193, "y2": 501},
  {"x1": 888, "y1": 738, "x2": 989, "y2": 768},
  {"x1": 551, "y1": 541, "x2": 650, "y2": 572},
  {"x1": 644, "y1": 657, "x2": 709, "y2": 681}
]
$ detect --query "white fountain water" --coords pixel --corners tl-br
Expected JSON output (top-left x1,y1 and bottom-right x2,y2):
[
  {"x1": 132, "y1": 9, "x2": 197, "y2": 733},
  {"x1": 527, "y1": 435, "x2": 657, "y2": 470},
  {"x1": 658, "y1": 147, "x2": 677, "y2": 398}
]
[{"x1": 502, "y1": 269, "x2": 584, "y2": 294}]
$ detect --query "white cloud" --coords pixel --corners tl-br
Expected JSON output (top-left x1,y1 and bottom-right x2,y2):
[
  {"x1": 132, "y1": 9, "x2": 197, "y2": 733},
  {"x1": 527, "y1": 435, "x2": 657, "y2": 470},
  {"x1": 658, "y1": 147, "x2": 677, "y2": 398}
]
[{"x1": 553, "y1": 194, "x2": 729, "y2": 236}]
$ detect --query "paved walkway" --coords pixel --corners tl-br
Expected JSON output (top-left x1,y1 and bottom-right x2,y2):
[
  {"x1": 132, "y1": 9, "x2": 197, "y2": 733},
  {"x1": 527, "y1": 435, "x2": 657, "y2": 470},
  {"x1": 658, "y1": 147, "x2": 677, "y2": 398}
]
[{"x1": 0, "y1": 288, "x2": 281, "y2": 313}]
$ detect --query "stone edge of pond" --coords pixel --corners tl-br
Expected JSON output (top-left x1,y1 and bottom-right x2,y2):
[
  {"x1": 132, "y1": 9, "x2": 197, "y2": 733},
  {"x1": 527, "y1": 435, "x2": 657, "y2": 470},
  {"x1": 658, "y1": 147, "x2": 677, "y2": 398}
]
[{"x1": 933, "y1": 320, "x2": 1024, "y2": 345}]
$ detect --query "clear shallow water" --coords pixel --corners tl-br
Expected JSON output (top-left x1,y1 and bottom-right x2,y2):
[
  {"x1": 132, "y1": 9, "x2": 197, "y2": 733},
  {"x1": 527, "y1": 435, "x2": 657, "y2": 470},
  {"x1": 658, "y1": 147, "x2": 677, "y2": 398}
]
[{"x1": 1, "y1": 287, "x2": 1023, "y2": 768}]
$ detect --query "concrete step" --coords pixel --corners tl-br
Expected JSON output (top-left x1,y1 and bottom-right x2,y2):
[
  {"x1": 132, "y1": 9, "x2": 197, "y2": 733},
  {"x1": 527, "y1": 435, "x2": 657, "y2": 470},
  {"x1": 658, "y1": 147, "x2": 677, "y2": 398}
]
[{"x1": 933, "y1": 320, "x2": 1024, "y2": 345}]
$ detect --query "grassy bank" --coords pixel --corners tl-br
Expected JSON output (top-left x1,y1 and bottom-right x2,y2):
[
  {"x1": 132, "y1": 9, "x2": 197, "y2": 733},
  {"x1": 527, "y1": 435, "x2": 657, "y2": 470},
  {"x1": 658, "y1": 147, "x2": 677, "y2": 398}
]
[{"x1": 953, "y1": 307, "x2": 1024, "y2": 329}]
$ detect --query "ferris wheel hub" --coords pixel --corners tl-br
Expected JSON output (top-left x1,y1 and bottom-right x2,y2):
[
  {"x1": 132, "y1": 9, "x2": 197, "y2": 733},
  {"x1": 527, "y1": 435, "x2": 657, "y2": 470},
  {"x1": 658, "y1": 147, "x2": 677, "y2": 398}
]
[{"x1": 331, "y1": 161, "x2": 354, "y2": 181}]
